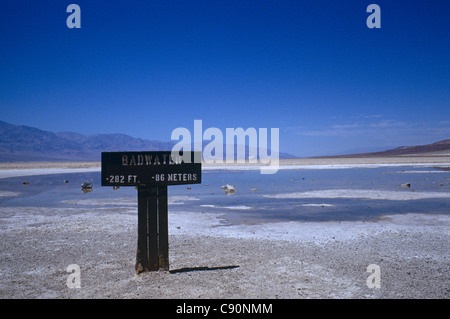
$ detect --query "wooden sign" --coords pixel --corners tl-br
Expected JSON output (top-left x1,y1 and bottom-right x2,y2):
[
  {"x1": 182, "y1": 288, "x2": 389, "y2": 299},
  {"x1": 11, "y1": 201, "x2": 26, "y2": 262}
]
[
  {"x1": 101, "y1": 151, "x2": 202, "y2": 273},
  {"x1": 101, "y1": 151, "x2": 202, "y2": 186}
]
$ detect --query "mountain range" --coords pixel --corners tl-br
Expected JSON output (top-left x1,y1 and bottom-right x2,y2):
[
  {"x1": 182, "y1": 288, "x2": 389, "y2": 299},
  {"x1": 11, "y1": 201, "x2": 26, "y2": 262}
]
[
  {"x1": 326, "y1": 139, "x2": 450, "y2": 158},
  {"x1": 0, "y1": 120, "x2": 295, "y2": 162},
  {"x1": 0, "y1": 120, "x2": 175, "y2": 162},
  {"x1": 0, "y1": 120, "x2": 448, "y2": 162}
]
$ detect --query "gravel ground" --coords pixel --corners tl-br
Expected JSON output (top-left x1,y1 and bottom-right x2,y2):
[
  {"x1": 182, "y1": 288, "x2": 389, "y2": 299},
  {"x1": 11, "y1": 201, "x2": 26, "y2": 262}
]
[{"x1": 0, "y1": 207, "x2": 448, "y2": 299}]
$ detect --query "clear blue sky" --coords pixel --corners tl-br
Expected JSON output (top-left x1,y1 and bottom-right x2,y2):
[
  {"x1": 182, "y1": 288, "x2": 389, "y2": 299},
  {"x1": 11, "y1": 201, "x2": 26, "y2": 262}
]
[{"x1": 1, "y1": 0, "x2": 449, "y2": 156}]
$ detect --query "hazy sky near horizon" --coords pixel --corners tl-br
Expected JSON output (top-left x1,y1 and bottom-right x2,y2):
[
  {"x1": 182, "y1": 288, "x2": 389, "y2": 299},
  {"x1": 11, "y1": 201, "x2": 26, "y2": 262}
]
[{"x1": 1, "y1": 0, "x2": 449, "y2": 156}]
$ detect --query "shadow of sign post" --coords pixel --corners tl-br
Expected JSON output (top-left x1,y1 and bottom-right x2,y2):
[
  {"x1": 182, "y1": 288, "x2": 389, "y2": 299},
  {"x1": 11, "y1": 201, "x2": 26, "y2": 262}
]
[{"x1": 101, "y1": 151, "x2": 202, "y2": 273}]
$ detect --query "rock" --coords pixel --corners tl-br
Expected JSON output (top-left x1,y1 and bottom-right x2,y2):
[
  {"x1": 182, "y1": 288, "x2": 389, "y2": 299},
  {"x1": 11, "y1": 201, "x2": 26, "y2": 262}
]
[
  {"x1": 81, "y1": 182, "x2": 93, "y2": 189},
  {"x1": 81, "y1": 183, "x2": 93, "y2": 193},
  {"x1": 22, "y1": 181, "x2": 29, "y2": 185},
  {"x1": 221, "y1": 184, "x2": 237, "y2": 195}
]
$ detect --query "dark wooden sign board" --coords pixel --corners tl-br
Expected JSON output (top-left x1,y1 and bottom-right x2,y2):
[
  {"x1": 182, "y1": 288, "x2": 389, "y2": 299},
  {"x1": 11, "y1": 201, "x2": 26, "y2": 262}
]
[{"x1": 101, "y1": 151, "x2": 201, "y2": 273}]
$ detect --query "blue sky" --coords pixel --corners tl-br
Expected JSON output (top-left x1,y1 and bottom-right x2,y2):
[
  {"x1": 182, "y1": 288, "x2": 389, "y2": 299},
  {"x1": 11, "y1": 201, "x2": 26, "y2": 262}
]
[{"x1": 1, "y1": 0, "x2": 449, "y2": 156}]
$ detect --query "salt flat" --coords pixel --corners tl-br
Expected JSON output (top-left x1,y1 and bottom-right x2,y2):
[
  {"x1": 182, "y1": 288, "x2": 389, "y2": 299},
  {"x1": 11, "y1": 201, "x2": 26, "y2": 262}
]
[
  {"x1": 0, "y1": 206, "x2": 448, "y2": 298},
  {"x1": 0, "y1": 156, "x2": 448, "y2": 299},
  {"x1": 1, "y1": 155, "x2": 449, "y2": 179},
  {"x1": 265, "y1": 189, "x2": 450, "y2": 200}
]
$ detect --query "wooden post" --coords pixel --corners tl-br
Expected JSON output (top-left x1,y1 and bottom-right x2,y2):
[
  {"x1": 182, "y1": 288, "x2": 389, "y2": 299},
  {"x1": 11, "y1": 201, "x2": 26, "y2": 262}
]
[
  {"x1": 157, "y1": 185, "x2": 169, "y2": 270},
  {"x1": 135, "y1": 185, "x2": 169, "y2": 273},
  {"x1": 101, "y1": 151, "x2": 201, "y2": 274},
  {"x1": 136, "y1": 186, "x2": 150, "y2": 273}
]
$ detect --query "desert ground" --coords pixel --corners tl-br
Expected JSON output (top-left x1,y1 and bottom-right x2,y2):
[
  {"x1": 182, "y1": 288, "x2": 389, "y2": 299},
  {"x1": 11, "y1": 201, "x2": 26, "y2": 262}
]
[{"x1": 0, "y1": 156, "x2": 449, "y2": 299}]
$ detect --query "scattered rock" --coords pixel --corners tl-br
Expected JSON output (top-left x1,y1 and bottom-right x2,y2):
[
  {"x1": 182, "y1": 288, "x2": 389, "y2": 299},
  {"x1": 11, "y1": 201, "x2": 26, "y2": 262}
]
[
  {"x1": 81, "y1": 182, "x2": 93, "y2": 189},
  {"x1": 221, "y1": 184, "x2": 237, "y2": 195},
  {"x1": 81, "y1": 182, "x2": 93, "y2": 193}
]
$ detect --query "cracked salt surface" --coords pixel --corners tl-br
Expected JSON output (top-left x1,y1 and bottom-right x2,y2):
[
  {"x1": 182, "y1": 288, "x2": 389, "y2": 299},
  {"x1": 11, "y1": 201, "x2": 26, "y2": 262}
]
[{"x1": 265, "y1": 189, "x2": 450, "y2": 201}]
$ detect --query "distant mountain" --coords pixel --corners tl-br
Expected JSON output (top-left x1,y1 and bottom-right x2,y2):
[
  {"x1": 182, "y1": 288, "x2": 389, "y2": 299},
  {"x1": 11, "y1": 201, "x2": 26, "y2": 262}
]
[
  {"x1": 0, "y1": 120, "x2": 295, "y2": 162},
  {"x1": 0, "y1": 120, "x2": 175, "y2": 162},
  {"x1": 326, "y1": 139, "x2": 450, "y2": 158}
]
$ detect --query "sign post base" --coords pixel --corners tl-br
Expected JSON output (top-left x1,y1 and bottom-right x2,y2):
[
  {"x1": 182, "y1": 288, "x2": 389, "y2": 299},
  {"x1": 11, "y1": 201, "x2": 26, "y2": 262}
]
[{"x1": 135, "y1": 185, "x2": 169, "y2": 273}]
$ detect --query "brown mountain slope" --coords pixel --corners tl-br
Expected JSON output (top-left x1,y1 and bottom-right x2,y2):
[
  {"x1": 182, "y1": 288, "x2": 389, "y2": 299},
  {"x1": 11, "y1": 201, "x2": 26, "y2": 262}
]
[{"x1": 328, "y1": 139, "x2": 450, "y2": 158}]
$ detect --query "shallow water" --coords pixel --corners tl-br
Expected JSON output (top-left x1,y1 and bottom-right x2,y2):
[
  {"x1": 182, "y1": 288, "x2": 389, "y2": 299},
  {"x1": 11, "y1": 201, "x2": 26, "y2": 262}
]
[{"x1": 0, "y1": 167, "x2": 449, "y2": 224}]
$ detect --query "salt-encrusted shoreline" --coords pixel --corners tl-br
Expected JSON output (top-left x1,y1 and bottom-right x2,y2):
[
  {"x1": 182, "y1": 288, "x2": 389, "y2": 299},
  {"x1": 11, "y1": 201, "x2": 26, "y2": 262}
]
[
  {"x1": 265, "y1": 189, "x2": 450, "y2": 200},
  {"x1": 0, "y1": 155, "x2": 449, "y2": 179},
  {"x1": 0, "y1": 167, "x2": 101, "y2": 179}
]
